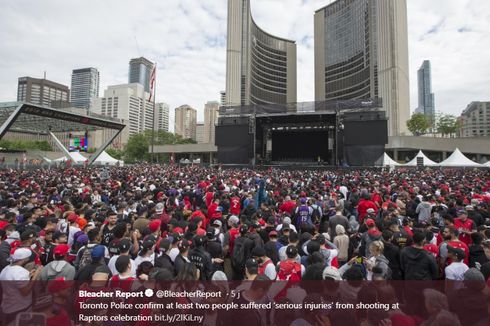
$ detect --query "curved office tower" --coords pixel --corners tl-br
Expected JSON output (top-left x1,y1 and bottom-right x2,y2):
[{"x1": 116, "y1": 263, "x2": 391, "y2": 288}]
[
  {"x1": 226, "y1": 0, "x2": 297, "y2": 106},
  {"x1": 314, "y1": 0, "x2": 410, "y2": 136}
]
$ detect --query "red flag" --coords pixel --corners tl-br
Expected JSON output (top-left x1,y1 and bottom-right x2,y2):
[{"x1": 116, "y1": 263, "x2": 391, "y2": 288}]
[{"x1": 148, "y1": 64, "x2": 156, "y2": 102}]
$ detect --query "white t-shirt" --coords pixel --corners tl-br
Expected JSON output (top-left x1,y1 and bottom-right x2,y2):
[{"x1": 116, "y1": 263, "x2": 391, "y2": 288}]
[
  {"x1": 0, "y1": 265, "x2": 31, "y2": 314},
  {"x1": 108, "y1": 255, "x2": 137, "y2": 277},
  {"x1": 67, "y1": 226, "x2": 81, "y2": 246},
  {"x1": 169, "y1": 247, "x2": 179, "y2": 262},
  {"x1": 264, "y1": 263, "x2": 277, "y2": 280},
  {"x1": 445, "y1": 262, "x2": 468, "y2": 281},
  {"x1": 133, "y1": 254, "x2": 154, "y2": 269}
]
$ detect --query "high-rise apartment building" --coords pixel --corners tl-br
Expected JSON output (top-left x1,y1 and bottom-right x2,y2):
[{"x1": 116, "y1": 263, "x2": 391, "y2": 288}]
[
  {"x1": 314, "y1": 0, "x2": 410, "y2": 136},
  {"x1": 92, "y1": 83, "x2": 153, "y2": 144},
  {"x1": 17, "y1": 77, "x2": 70, "y2": 107},
  {"x1": 70, "y1": 67, "x2": 100, "y2": 110},
  {"x1": 460, "y1": 102, "x2": 490, "y2": 137},
  {"x1": 196, "y1": 123, "x2": 205, "y2": 144},
  {"x1": 226, "y1": 0, "x2": 297, "y2": 106},
  {"x1": 204, "y1": 101, "x2": 219, "y2": 144},
  {"x1": 129, "y1": 57, "x2": 154, "y2": 92},
  {"x1": 154, "y1": 102, "x2": 169, "y2": 132},
  {"x1": 174, "y1": 105, "x2": 197, "y2": 141},
  {"x1": 220, "y1": 91, "x2": 226, "y2": 106},
  {"x1": 416, "y1": 60, "x2": 435, "y2": 125}
]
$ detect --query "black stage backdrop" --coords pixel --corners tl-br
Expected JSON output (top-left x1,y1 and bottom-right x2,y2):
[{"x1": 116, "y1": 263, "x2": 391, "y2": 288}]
[
  {"x1": 343, "y1": 119, "x2": 387, "y2": 166},
  {"x1": 271, "y1": 130, "x2": 329, "y2": 162},
  {"x1": 215, "y1": 124, "x2": 252, "y2": 164}
]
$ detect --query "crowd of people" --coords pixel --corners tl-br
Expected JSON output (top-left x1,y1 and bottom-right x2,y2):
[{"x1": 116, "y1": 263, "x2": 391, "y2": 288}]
[{"x1": 0, "y1": 164, "x2": 489, "y2": 325}]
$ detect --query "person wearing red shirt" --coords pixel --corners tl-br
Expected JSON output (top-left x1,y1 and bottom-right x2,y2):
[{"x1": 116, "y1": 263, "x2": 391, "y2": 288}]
[
  {"x1": 454, "y1": 210, "x2": 475, "y2": 246},
  {"x1": 279, "y1": 196, "x2": 296, "y2": 215},
  {"x1": 357, "y1": 193, "x2": 378, "y2": 224},
  {"x1": 230, "y1": 194, "x2": 241, "y2": 216},
  {"x1": 205, "y1": 189, "x2": 215, "y2": 208},
  {"x1": 439, "y1": 226, "x2": 470, "y2": 268}
]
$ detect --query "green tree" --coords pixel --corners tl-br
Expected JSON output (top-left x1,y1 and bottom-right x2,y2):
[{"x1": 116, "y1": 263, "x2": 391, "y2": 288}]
[
  {"x1": 123, "y1": 133, "x2": 149, "y2": 163},
  {"x1": 435, "y1": 113, "x2": 460, "y2": 137},
  {"x1": 406, "y1": 113, "x2": 430, "y2": 136},
  {"x1": 106, "y1": 148, "x2": 123, "y2": 160}
]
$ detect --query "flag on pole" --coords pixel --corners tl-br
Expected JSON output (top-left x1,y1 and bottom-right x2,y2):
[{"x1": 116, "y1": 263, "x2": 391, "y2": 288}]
[{"x1": 148, "y1": 64, "x2": 156, "y2": 102}]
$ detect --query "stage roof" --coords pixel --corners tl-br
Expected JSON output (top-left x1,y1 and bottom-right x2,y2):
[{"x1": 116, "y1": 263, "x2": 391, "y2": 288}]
[{"x1": 0, "y1": 102, "x2": 125, "y2": 138}]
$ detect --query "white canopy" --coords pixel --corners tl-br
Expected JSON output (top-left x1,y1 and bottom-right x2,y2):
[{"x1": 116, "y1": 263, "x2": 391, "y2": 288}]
[
  {"x1": 484, "y1": 161, "x2": 490, "y2": 167},
  {"x1": 54, "y1": 151, "x2": 87, "y2": 162},
  {"x1": 403, "y1": 150, "x2": 438, "y2": 166},
  {"x1": 375, "y1": 153, "x2": 400, "y2": 166},
  {"x1": 438, "y1": 148, "x2": 481, "y2": 167},
  {"x1": 93, "y1": 151, "x2": 124, "y2": 166}
]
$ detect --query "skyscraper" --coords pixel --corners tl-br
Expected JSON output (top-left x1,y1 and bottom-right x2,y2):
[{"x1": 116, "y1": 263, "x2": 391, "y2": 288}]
[
  {"x1": 92, "y1": 83, "x2": 153, "y2": 144},
  {"x1": 70, "y1": 67, "x2": 100, "y2": 110},
  {"x1": 204, "y1": 101, "x2": 219, "y2": 144},
  {"x1": 417, "y1": 60, "x2": 435, "y2": 125},
  {"x1": 128, "y1": 57, "x2": 154, "y2": 92},
  {"x1": 155, "y1": 102, "x2": 170, "y2": 132},
  {"x1": 226, "y1": 0, "x2": 297, "y2": 106},
  {"x1": 174, "y1": 105, "x2": 197, "y2": 141},
  {"x1": 17, "y1": 76, "x2": 70, "y2": 107},
  {"x1": 314, "y1": 0, "x2": 410, "y2": 136}
]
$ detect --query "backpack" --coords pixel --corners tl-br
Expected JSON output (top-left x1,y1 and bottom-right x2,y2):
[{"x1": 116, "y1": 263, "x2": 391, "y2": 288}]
[
  {"x1": 277, "y1": 260, "x2": 302, "y2": 281},
  {"x1": 311, "y1": 205, "x2": 322, "y2": 225},
  {"x1": 78, "y1": 245, "x2": 95, "y2": 271},
  {"x1": 232, "y1": 236, "x2": 251, "y2": 271}
]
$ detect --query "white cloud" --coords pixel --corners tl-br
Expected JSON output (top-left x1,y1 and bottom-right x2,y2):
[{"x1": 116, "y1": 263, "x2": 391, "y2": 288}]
[{"x1": 0, "y1": 0, "x2": 488, "y2": 129}]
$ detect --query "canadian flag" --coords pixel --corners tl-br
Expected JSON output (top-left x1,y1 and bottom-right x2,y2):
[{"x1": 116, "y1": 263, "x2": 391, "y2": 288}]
[{"x1": 148, "y1": 64, "x2": 156, "y2": 102}]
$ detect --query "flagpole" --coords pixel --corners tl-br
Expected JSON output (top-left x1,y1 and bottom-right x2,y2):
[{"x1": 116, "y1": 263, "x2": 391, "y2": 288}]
[{"x1": 151, "y1": 62, "x2": 156, "y2": 163}]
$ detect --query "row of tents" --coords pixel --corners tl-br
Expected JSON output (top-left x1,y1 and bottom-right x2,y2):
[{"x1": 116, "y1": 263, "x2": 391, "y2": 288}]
[
  {"x1": 377, "y1": 148, "x2": 490, "y2": 168},
  {"x1": 44, "y1": 151, "x2": 124, "y2": 166}
]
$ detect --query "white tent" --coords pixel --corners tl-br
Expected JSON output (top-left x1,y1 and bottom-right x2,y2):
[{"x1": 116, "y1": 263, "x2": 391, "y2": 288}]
[
  {"x1": 54, "y1": 151, "x2": 87, "y2": 163},
  {"x1": 484, "y1": 161, "x2": 490, "y2": 167},
  {"x1": 403, "y1": 150, "x2": 438, "y2": 166},
  {"x1": 93, "y1": 151, "x2": 124, "y2": 166},
  {"x1": 439, "y1": 148, "x2": 482, "y2": 167},
  {"x1": 375, "y1": 153, "x2": 400, "y2": 166}
]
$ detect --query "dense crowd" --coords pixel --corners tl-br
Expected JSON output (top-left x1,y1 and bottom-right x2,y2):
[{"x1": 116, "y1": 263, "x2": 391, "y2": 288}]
[{"x1": 0, "y1": 165, "x2": 489, "y2": 325}]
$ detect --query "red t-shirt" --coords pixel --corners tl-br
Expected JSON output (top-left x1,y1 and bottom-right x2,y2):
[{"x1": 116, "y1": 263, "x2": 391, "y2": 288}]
[
  {"x1": 446, "y1": 240, "x2": 470, "y2": 266},
  {"x1": 454, "y1": 218, "x2": 474, "y2": 246},
  {"x1": 230, "y1": 196, "x2": 241, "y2": 216}
]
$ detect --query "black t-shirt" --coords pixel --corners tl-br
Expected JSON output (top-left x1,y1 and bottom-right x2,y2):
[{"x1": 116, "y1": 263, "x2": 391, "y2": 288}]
[
  {"x1": 101, "y1": 224, "x2": 115, "y2": 247},
  {"x1": 75, "y1": 262, "x2": 110, "y2": 282}
]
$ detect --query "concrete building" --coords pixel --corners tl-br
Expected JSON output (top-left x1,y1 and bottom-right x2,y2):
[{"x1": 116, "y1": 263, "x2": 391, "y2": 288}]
[
  {"x1": 196, "y1": 123, "x2": 205, "y2": 144},
  {"x1": 155, "y1": 102, "x2": 169, "y2": 132},
  {"x1": 92, "y1": 83, "x2": 153, "y2": 144},
  {"x1": 70, "y1": 67, "x2": 100, "y2": 110},
  {"x1": 226, "y1": 0, "x2": 297, "y2": 105},
  {"x1": 314, "y1": 0, "x2": 410, "y2": 136},
  {"x1": 17, "y1": 77, "x2": 70, "y2": 107},
  {"x1": 416, "y1": 60, "x2": 435, "y2": 125},
  {"x1": 220, "y1": 91, "x2": 226, "y2": 106},
  {"x1": 460, "y1": 101, "x2": 490, "y2": 138},
  {"x1": 204, "y1": 101, "x2": 219, "y2": 144},
  {"x1": 174, "y1": 105, "x2": 197, "y2": 141},
  {"x1": 128, "y1": 57, "x2": 154, "y2": 93}
]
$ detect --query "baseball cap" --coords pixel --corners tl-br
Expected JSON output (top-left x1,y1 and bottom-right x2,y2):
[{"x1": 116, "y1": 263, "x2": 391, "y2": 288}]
[
  {"x1": 155, "y1": 203, "x2": 164, "y2": 214},
  {"x1": 91, "y1": 245, "x2": 106, "y2": 260},
  {"x1": 149, "y1": 220, "x2": 161, "y2": 233},
  {"x1": 252, "y1": 221, "x2": 261, "y2": 229},
  {"x1": 447, "y1": 245, "x2": 465, "y2": 260},
  {"x1": 47, "y1": 277, "x2": 73, "y2": 294},
  {"x1": 269, "y1": 230, "x2": 278, "y2": 237},
  {"x1": 300, "y1": 198, "x2": 307, "y2": 204},
  {"x1": 20, "y1": 229, "x2": 37, "y2": 242},
  {"x1": 245, "y1": 258, "x2": 259, "y2": 271},
  {"x1": 10, "y1": 248, "x2": 32, "y2": 262},
  {"x1": 118, "y1": 239, "x2": 131, "y2": 252},
  {"x1": 239, "y1": 224, "x2": 249, "y2": 235},
  {"x1": 323, "y1": 266, "x2": 342, "y2": 281},
  {"x1": 142, "y1": 240, "x2": 156, "y2": 250},
  {"x1": 212, "y1": 219, "x2": 222, "y2": 227},
  {"x1": 465, "y1": 205, "x2": 474, "y2": 211},
  {"x1": 178, "y1": 240, "x2": 190, "y2": 251},
  {"x1": 282, "y1": 223, "x2": 291, "y2": 231},
  {"x1": 228, "y1": 215, "x2": 239, "y2": 226},
  {"x1": 457, "y1": 210, "x2": 468, "y2": 216},
  {"x1": 193, "y1": 235, "x2": 205, "y2": 247},
  {"x1": 251, "y1": 246, "x2": 266, "y2": 257},
  {"x1": 365, "y1": 219, "x2": 375, "y2": 227},
  {"x1": 159, "y1": 239, "x2": 171, "y2": 253},
  {"x1": 67, "y1": 213, "x2": 79, "y2": 223},
  {"x1": 366, "y1": 208, "x2": 375, "y2": 214},
  {"x1": 286, "y1": 245, "x2": 298, "y2": 258},
  {"x1": 54, "y1": 244, "x2": 70, "y2": 256}
]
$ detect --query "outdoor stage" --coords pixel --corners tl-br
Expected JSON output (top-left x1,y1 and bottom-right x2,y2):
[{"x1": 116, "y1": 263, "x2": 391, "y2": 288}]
[{"x1": 215, "y1": 100, "x2": 388, "y2": 167}]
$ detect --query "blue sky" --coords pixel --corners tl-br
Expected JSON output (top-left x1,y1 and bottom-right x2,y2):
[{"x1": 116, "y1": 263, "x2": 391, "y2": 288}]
[{"x1": 0, "y1": 0, "x2": 489, "y2": 126}]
